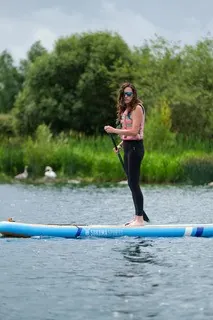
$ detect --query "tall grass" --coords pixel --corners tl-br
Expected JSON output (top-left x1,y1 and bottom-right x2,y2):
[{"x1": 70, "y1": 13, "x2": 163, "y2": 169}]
[{"x1": 0, "y1": 124, "x2": 212, "y2": 185}]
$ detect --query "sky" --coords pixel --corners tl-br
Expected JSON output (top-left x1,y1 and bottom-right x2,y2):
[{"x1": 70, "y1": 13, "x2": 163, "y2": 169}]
[{"x1": 1, "y1": 0, "x2": 213, "y2": 62}]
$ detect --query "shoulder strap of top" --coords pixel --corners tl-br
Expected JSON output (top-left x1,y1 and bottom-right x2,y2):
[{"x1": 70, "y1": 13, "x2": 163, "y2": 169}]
[{"x1": 138, "y1": 103, "x2": 145, "y2": 115}]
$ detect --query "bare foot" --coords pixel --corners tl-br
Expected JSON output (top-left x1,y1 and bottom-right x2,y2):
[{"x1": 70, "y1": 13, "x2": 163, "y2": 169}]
[
  {"x1": 127, "y1": 216, "x2": 144, "y2": 227},
  {"x1": 124, "y1": 218, "x2": 135, "y2": 226}
]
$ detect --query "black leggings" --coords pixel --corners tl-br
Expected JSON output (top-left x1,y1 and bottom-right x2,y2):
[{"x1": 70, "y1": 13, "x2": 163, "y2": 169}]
[{"x1": 123, "y1": 140, "x2": 145, "y2": 217}]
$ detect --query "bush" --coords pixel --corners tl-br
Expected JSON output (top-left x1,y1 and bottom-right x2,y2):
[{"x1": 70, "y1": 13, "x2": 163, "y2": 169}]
[
  {"x1": 144, "y1": 99, "x2": 176, "y2": 151},
  {"x1": 0, "y1": 113, "x2": 16, "y2": 137},
  {"x1": 181, "y1": 155, "x2": 213, "y2": 185}
]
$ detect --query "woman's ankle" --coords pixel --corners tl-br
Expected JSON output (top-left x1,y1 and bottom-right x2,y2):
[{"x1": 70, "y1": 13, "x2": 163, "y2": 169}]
[{"x1": 134, "y1": 215, "x2": 144, "y2": 223}]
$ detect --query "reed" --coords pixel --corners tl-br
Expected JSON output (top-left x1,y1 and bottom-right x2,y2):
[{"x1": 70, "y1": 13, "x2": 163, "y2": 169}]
[{"x1": 0, "y1": 126, "x2": 212, "y2": 184}]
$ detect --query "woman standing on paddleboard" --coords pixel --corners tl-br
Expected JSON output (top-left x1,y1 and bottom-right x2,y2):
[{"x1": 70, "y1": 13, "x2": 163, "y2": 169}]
[{"x1": 104, "y1": 82, "x2": 148, "y2": 227}]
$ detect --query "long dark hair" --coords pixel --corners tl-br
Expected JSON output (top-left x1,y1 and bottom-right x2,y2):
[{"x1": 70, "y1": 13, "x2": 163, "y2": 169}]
[{"x1": 116, "y1": 82, "x2": 142, "y2": 120}]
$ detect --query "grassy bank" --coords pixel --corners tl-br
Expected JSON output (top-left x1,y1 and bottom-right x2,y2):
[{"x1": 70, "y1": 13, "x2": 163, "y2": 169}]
[{"x1": 0, "y1": 126, "x2": 213, "y2": 185}]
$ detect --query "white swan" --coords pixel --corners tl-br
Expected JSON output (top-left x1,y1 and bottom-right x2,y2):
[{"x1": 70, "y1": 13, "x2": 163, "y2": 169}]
[
  {"x1": 44, "y1": 166, "x2": 57, "y2": 179},
  {"x1": 15, "y1": 166, "x2": 28, "y2": 179}
]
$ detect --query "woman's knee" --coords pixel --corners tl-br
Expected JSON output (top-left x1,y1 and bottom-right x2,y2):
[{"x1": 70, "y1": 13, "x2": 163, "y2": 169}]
[{"x1": 128, "y1": 179, "x2": 140, "y2": 192}]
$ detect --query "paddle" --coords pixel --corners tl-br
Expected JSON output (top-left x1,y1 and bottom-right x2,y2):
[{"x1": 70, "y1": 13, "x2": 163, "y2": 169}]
[
  {"x1": 109, "y1": 133, "x2": 126, "y2": 172},
  {"x1": 108, "y1": 133, "x2": 150, "y2": 223}
]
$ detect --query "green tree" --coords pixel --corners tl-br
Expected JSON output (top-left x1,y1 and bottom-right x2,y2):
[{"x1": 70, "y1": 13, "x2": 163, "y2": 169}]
[
  {"x1": 14, "y1": 31, "x2": 135, "y2": 135},
  {"x1": 170, "y1": 39, "x2": 213, "y2": 138},
  {"x1": 0, "y1": 50, "x2": 22, "y2": 113},
  {"x1": 133, "y1": 36, "x2": 183, "y2": 110},
  {"x1": 11, "y1": 33, "x2": 213, "y2": 139},
  {"x1": 19, "y1": 41, "x2": 47, "y2": 77},
  {"x1": 144, "y1": 98, "x2": 176, "y2": 150},
  {"x1": 134, "y1": 36, "x2": 213, "y2": 139}
]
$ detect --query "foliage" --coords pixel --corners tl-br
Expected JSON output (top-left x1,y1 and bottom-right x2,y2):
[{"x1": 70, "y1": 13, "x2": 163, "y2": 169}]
[
  {"x1": 1, "y1": 32, "x2": 211, "y2": 140},
  {"x1": 144, "y1": 98, "x2": 176, "y2": 151},
  {"x1": 0, "y1": 31, "x2": 213, "y2": 185},
  {"x1": 0, "y1": 50, "x2": 22, "y2": 113},
  {"x1": 0, "y1": 125, "x2": 212, "y2": 184},
  {"x1": 14, "y1": 31, "x2": 134, "y2": 135},
  {"x1": 181, "y1": 155, "x2": 213, "y2": 185},
  {"x1": 19, "y1": 40, "x2": 47, "y2": 77},
  {"x1": 0, "y1": 113, "x2": 16, "y2": 137}
]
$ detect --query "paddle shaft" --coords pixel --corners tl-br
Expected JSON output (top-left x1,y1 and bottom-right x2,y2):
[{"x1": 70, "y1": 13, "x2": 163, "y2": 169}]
[
  {"x1": 109, "y1": 133, "x2": 126, "y2": 173},
  {"x1": 109, "y1": 133, "x2": 150, "y2": 223}
]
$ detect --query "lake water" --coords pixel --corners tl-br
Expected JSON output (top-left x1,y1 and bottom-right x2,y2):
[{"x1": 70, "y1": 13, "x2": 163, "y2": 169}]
[{"x1": 0, "y1": 183, "x2": 213, "y2": 320}]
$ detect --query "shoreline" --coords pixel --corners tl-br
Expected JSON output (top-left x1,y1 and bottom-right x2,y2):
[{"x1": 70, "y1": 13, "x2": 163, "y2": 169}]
[{"x1": 0, "y1": 177, "x2": 211, "y2": 187}]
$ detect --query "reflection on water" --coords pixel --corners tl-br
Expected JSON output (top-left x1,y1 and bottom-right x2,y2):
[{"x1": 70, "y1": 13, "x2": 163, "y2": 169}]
[
  {"x1": 122, "y1": 240, "x2": 155, "y2": 264},
  {"x1": 114, "y1": 239, "x2": 173, "y2": 275}
]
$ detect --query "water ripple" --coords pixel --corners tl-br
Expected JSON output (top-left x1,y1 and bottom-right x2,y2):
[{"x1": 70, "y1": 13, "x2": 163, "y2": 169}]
[{"x1": 0, "y1": 184, "x2": 213, "y2": 320}]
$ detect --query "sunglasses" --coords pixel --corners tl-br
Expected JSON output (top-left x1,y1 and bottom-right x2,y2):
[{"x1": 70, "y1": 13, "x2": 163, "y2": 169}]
[{"x1": 124, "y1": 92, "x2": 133, "y2": 97}]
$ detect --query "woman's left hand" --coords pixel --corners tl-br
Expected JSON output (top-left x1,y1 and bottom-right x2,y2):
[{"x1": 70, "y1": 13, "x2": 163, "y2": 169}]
[{"x1": 104, "y1": 125, "x2": 116, "y2": 133}]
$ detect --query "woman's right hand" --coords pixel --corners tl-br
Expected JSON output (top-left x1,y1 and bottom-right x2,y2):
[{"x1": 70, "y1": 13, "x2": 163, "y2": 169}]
[{"x1": 113, "y1": 145, "x2": 121, "y2": 153}]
